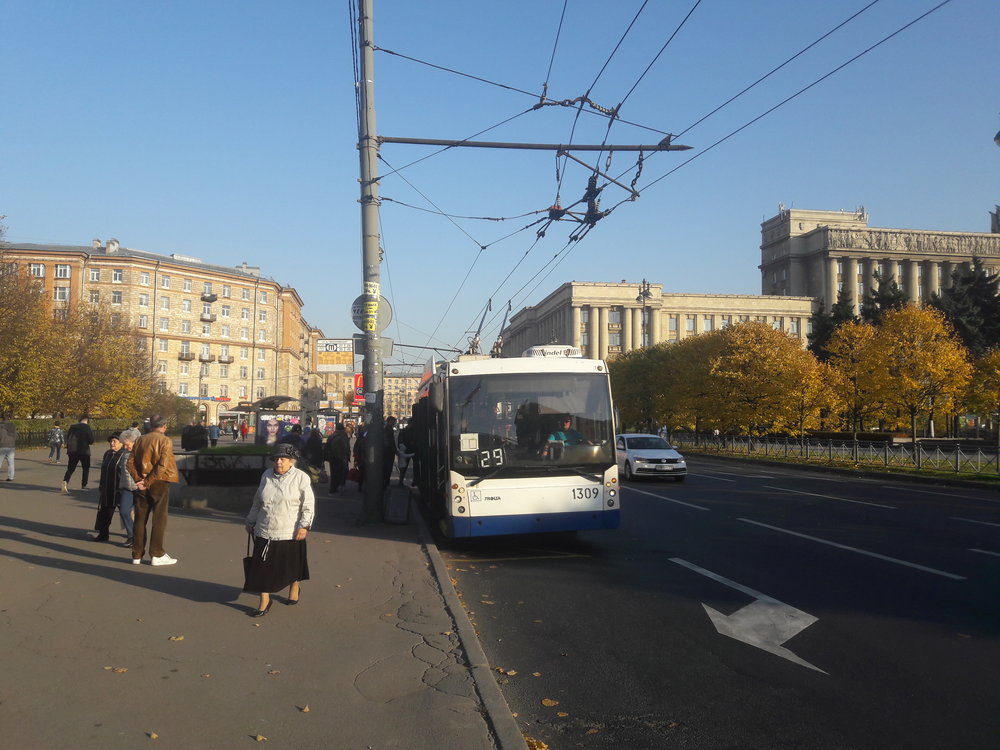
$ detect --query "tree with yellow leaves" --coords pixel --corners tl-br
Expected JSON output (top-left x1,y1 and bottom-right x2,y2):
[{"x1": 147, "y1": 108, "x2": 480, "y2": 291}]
[
  {"x1": 966, "y1": 349, "x2": 1000, "y2": 450},
  {"x1": 825, "y1": 320, "x2": 891, "y2": 438},
  {"x1": 877, "y1": 306, "x2": 971, "y2": 445},
  {"x1": 654, "y1": 332, "x2": 729, "y2": 434}
]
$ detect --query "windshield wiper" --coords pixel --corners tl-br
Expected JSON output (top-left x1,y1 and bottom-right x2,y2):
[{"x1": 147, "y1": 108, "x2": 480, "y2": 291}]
[{"x1": 468, "y1": 467, "x2": 505, "y2": 486}]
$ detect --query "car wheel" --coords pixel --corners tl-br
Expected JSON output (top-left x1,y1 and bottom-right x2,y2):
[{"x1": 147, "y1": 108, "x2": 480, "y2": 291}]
[{"x1": 623, "y1": 463, "x2": 633, "y2": 482}]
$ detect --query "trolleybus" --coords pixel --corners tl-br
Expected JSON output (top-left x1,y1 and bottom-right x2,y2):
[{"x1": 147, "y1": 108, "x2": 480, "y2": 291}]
[{"x1": 411, "y1": 346, "x2": 619, "y2": 537}]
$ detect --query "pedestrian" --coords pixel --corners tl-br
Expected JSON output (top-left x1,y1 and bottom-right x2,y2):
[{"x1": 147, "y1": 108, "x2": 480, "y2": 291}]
[
  {"x1": 396, "y1": 421, "x2": 416, "y2": 487},
  {"x1": 277, "y1": 422, "x2": 305, "y2": 452},
  {"x1": 324, "y1": 423, "x2": 350, "y2": 493},
  {"x1": 382, "y1": 416, "x2": 398, "y2": 487},
  {"x1": 0, "y1": 414, "x2": 16, "y2": 482},
  {"x1": 231, "y1": 423, "x2": 239, "y2": 441},
  {"x1": 127, "y1": 415, "x2": 179, "y2": 566},
  {"x1": 207, "y1": 421, "x2": 221, "y2": 447},
  {"x1": 352, "y1": 424, "x2": 367, "y2": 488},
  {"x1": 117, "y1": 428, "x2": 141, "y2": 548},
  {"x1": 239, "y1": 421, "x2": 249, "y2": 441},
  {"x1": 47, "y1": 421, "x2": 65, "y2": 463},
  {"x1": 92, "y1": 432, "x2": 127, "y2": 543},
  {"x1": 302, "y1": 424, "x2": 325, "y2": 482},
  {"x1": 62, "y1": 415, "x2": 95, "y2": 492},
  {"x1": 243, "y1": 443, "x2": 315, "y2": 617}
]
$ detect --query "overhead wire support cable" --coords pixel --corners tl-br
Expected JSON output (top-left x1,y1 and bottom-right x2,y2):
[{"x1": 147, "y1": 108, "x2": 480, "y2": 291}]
[{"x1": 378, "y1": 136, "x2": 691, "y2": 152}]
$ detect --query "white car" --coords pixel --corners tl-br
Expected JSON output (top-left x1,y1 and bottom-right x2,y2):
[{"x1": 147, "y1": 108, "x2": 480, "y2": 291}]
[{"x1": 616, "y1": 433, "x2": 687, "y2": 482}]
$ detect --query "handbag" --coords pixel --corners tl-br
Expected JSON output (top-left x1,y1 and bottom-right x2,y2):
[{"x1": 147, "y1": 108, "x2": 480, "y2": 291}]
[
  {"x1": 242, "y1": 532, "x2": 253, "y2": 578},
  {"x1": 347, "y1": 467, "x2": 361, "y2": 484}
]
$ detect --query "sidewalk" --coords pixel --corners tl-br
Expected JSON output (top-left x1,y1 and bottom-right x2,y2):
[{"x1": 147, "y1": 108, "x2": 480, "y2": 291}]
[{"x1": 0, "y1": 446, "x2": 525, "y2": 750}]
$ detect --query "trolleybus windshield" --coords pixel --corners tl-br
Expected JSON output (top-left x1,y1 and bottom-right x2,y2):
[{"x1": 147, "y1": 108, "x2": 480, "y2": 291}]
[{"x1": 448, "y1": 372, "x2": 614, "y2": 476}]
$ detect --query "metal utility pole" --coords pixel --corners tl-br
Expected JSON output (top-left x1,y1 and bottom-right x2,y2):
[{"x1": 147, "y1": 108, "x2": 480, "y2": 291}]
[{"x1": 357, "y1": 0, "x2": 384, "y2": 523}]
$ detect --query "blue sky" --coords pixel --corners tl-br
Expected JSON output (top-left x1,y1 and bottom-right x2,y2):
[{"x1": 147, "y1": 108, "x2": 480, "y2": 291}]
[{"x1": 3, "y1": 0, "x2": 997, "y2": 368}]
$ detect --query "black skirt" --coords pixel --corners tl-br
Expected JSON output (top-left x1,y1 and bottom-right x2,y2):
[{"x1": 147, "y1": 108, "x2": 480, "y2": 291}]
[{"x1": 243, "y1": 536, "x2": 310, "y2": 594}]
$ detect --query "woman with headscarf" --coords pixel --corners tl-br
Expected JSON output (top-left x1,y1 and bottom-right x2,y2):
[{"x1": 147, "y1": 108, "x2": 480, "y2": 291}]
[
  {"x1": 243, "y1": 442, "x2": 315, "y2": 617},
  {"x1": 92, "y1": 432, "x2": 127, "y2": 542}
]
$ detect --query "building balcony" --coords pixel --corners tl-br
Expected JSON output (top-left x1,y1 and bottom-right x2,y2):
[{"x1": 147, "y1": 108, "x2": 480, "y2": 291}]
[
  {"x1": 201, "y1": 293, "x2": 218, "y2": 303},
  {"x1": 178, "y1": 352, "x2": 196, "y2": 361},
  {"x1": 199, "y1": 354, "x2": 216, "y2": 363},
  {"x1": 200, "y1": 313, "x2": 217, "y2": 323},
  {"x1": 217, "y1": 356, "x2": 235, "y2": 364}
]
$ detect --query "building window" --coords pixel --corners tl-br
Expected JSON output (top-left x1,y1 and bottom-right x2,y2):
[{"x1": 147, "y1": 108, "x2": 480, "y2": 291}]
[
  {"x1": 54, "y1": 287, "x2": 70, "y2": 301},
  {"x1": 159, "y1": 318, "x2": 169, "y2": 331},
  {"x1": 138, "y1": 315, "x2": 149, "y2": 328},
  {"x1": 110, "y1": 313, "x2": 122, "y2": 327},
  {"x1": 240, "y1": 328, "x2": 249, "y2": 340},
  {"x1": 203, "y1": 282, "x2": 212, "y2": 294},
  {"x1": 220, "y1": 325, "x2": 230, "y2": 338},
  {"x1": 686, "y1": 316, "x2": 695, "y2": 332},
  {"x1": 140, "y1": 272, "x2": 150, "y2": 286},
  {"x1": 219, "y1": 384, "x2": 228, "y2": 397},
  {"x1": 202, "y1": 324, "x2": 211, "y2": 336},
  {"x1": 721, "y1": 315, "x2": 731, "y2": 329},
  {"x1": 703, "y1": 316, "x2": 714, "y2": 332},
  {"x1": 178, "y1": 383, "x2": 188, "y2": 396},
  {"x1": 219, "y1": 365, "x2": 229, "y2": 378},
  {"x1": 257, "y1": 349, "x2": 267, "y2": 361},
  {"x1": 55, "y1": 264, "x2": 71, "y2": 279},
  {"x1": 181, "y1": 320, "x2": 191, "y2": 333},
  {"x1": 89, "y1": 269, "x2": 100, "y2": 282},
  {"x1": 111, "y1": 291, "x2": 123, "y2": 305},
  {"x1": 581, "y1": 308, "x2": 590, "y2": 324},
  {"x1": 256, "y1": 368, "x2": 266, "y2": 379},
  {"x1": 581, "y1": 331, "x2": 589, "y2": 346},
  {"x1": 608, "y1": 309, "x2": 622, "y2": 325},
  {"x1": 789, "y1": 318, "x2": 800, "y2": 335},
  {"x1": 609, "y1": 332, "x2": 621, "y2": 347},
  {"x1": 242, "y1": 288, "x2": 250, "y2": 301},
  {"x1": 220, "y1": 345, "x2": 230, "y2": 358},
  {"x1": 161, "y1": 297, "x2": 171, "y2": 310},
  {"x1": 161, "y1": 276, "x2": 171, "y2": 289},
  {"x1": 157, "y1": 360, "x2": 167, "y2": 374},
  {"x1": 180, "y1": 342, "x2": 191, "y2": 355},
  {"x1": 158, "y1": 340, "x2": 169, "y2": 352},
  {"x1": 256, "y1": 387, "x2": 265, "y2": 399},
  {"x1": 772, "y1": 318, "x2": 783, "y2": 331},
  {"x1": 89, "y1": 291, "x2": 100, "y2": 304},
  {"x1": 222, "y1": 285, "x2": 231, "y2": 298},
  {"x1": 30, "y1": 263, "x2": 45, "y2": 278},
  {"x1": 112, "y1": 269, "x2": 123, "y2": 283},
  {"x1": 138, "y1": 293, "x2": 149, "y2": 307},
  {"x1": 258, "y1": 310, "x2": 267, "y2": 323},
  {"x1": 183, "y1": 279, "x2": 193, "y2": 292},
  {"x1": 240, "y1": 347, "x2": 249, "y2": 360},
  {"x1": 202, "y1": 303, "x2": 212, "y2": 316},
  {"x1": 179, "y1": 363, "x2": 189, "y2": 376},
  {"x1": 182, "y1": 299, "x2": 192, "y2": 313},
  {"x1": 221, "y1": 305, "x2": 230, "y2": 318},
  {"x1": 241, "y1": 308, "x2": 250, "y2": 320},
  {"x1": 239, "y1": 386, "x2": 248, "y2": 398},
  {"x1": 668, "y1": 316, "x2": 677, "y2": 332},
  {"x1": 257, "y1": 329, "x2": 267, "y2": 342},
  {"x1": 240, "y1": 366, "x2": 249, "y2": 379},
  {"x1": 259, "y1": 290, "x2": 268, "y2": 304}
]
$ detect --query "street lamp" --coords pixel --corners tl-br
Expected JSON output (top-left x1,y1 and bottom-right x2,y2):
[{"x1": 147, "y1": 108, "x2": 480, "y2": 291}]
[{"x1": 635, "y1": 279, "x2": 652, "y2": 347}]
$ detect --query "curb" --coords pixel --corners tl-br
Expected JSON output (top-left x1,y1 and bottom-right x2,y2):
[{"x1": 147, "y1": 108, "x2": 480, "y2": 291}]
[{"x1": 412, "y1": 491, "x2": 528, "y2": 750}]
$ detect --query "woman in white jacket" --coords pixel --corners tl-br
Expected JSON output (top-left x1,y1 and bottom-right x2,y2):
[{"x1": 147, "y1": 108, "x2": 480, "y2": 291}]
[{"x1": 244, "y1": 443, "x2": 315, "y2": 617}]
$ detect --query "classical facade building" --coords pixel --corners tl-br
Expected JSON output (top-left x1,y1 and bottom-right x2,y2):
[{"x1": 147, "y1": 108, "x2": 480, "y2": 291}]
[
  {"x1": 760, "y1": 207, "x2": 1000, "y2": 311},
  {"x1": 0, "y1": 238, "x2": 338, "y2": 423},
  {"x1": 501, "y1": 281, "x2": 815, "y2": 360}
]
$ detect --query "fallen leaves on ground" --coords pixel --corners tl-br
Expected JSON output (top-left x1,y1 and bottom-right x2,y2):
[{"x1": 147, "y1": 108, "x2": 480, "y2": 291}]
[
  {"x1": 104, "y1": 666, "x2": 128, "y2": 673},
  {"x1": 541, "y1": 698, "x2": 559, "y2": 707},
  {"x1": 167, "y1": 635, "x2": 184, "y2": 641},
  {"x1": 299, "y1": 705, "x2": 310, "y2": 713},
  {"x1": 253, "y1": 734, "x2": 267, "y2": 742},
  {"x1": 524, "y1": 736, "x2": 549, "y2": 749},
  {"x1": 267, "y1": 670, "x2": 280, "y2": 675},
  {"x1": 557, "y1": 712, "x2": 569, "y2": 718},
  {"x1": 147, "y1": 731, "x2": 158, "y2": 740}
]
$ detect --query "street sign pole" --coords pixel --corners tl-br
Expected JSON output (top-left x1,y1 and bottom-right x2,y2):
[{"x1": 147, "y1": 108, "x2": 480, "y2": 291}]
[{"x1": 357, "y1": 0, "x2": 383, "y2": 523}]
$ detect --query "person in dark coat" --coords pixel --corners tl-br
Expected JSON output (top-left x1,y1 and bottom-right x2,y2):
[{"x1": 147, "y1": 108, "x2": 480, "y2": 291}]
[
  {"x1": 63, "y1": 415, "x2": 95, "y2": 492},
  {"x1": 381, "y1": 416, "x2": 397, "y2": 487},
  {"x1": 92, "y1": 433, "x2": 126, "y2": 542},
  {"x1": 324, "y1": 423, "x2": 351, "y2": 493}
]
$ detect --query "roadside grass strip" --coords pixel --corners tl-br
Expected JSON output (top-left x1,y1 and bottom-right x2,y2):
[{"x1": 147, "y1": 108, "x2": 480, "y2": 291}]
[
  {"x1": 739, "y1": 518, "x2": 967, "y2": 580},
  {"x1": 763, "y1": 485, "x2": 897, "y2": 510}
]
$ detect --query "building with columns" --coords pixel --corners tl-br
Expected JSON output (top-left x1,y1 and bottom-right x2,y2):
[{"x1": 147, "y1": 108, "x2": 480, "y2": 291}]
[
  {"x1": 501, "y1": 281, "x2": 815, "y2": 360},
  {"x1": 760, "y1": 207, "x2": 1000, "y2": 311},
  {"x1": 0, "y1": 239, "x2": 341, "y2": 424}
]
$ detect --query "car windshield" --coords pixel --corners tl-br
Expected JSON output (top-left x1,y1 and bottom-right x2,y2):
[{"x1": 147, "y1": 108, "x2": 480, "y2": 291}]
[
  {"x1": 626, "y1": 436, "x2": 673, "y2": 451},
  {"x1": 448, "y1": 372, "x2": 615, "y2": 476}
]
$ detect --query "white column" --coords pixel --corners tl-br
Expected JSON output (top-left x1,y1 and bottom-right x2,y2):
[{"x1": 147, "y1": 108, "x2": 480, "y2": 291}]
[
  {"x1": 925, "y1": 261, "x2": 940, "y2": 299},
  {"x1": 588, "y1": 307, "x2": 599, "y2": 359},
  {"x1": 906, "y1": 260, "x2": 920, "y2": 303},
  {"x1": 598, "y1": 307, "x2": 609, "y2": 360},
  {"x1": 826, "y1": 255, "x2": 839, "y2": 309},
  {"x1": 650, "y1": 306, "x2": 661, "y2": 344},
  {"x1": 845, "y1": 257, "x2": 859, "y2": 313},
  {"x1": 571, "y1": 306, "x2": 581, "y2": 348},
  {"x1": 622, "y1": 306, "x2": 633, "y2": 352},
  {"x1": 862, "y1": 258, "x2": 877, "y2": 303},
  {"x1": 632, "y1": 307, "x2": 643, "y2": 349}
]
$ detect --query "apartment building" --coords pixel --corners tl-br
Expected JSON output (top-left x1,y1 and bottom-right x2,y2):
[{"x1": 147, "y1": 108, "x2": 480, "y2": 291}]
[{"x1": 1, "y1": 238, "x2": 324, "y2": 423}]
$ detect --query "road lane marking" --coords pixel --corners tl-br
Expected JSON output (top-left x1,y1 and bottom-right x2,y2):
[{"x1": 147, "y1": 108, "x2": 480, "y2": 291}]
[
  {"x1": 969, "y1": 548, "x2": 1000, "y2": 558},
  {"x1": 670, "y1": 558, "x2": 826, "y2": 674},
  {"x1": 882, "y1": 486, "x2": 1000, "y2": 505},
  {"x1": 763, "y1": 485, "x2": 897, "y2": 510},
  {"x1": 688, "y1": 473, "x2": 736, "y2": 482},
  {"x1": 738, "y1": 518, "x2": 967, "y2": 580},
  {"x1": 697, "y1": 469, "x2": 773, "y2": 479},
  {"x1": 951, "y1": 516, "x2": 1000, "y2": 528},
  {"x1": 624, "y1": 486, "x2": 711, "y2": 510}
]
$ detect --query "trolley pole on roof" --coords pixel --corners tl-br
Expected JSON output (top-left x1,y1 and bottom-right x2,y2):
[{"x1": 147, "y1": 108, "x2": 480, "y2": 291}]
[{"x1": 357, "y1": 0, "x2": 384, "y2": 523}]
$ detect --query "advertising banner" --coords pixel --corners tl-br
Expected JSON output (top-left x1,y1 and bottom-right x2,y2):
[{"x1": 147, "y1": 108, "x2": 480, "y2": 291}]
[{"x1": 316, "y1": 339, "x2": 355, "y2": 372}]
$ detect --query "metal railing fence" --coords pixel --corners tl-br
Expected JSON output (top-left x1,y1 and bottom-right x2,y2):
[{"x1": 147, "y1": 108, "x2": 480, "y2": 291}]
[{"x1": 670, "y1": 434, "x2": 1000, "y2": 476}]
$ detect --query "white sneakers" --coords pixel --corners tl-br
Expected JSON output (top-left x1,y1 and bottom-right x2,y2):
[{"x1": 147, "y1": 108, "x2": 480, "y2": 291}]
[
  {"x1": 61, "y1": 481, "x2": 68, "y2": 493},
  {"x1": 150, "y1": 554, "x2": 178, "y2": 566},
  {"x1": 131, "y1": 558, "x2": 141, "y2": 565}
]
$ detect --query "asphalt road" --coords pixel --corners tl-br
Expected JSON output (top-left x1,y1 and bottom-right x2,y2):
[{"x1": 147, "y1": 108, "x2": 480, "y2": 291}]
[{"x1": 440, "y1": 456, "x2": 1000, "y2": 750}]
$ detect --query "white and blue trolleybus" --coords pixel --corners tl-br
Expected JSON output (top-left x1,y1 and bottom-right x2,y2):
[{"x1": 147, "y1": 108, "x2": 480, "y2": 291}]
[{"x1": 411, "y1": 346, "x2": 620, "y2": 537}]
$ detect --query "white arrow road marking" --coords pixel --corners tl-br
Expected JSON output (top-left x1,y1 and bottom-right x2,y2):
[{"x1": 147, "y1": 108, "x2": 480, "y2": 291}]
[{"x1": 671, "y1": 558, "x2": 827, "y2": 674}]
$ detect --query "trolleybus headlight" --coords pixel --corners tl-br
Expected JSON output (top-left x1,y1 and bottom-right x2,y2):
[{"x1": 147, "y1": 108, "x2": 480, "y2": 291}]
[
  {"x1": 457, "y1": 506, "x2": 466, "y2": 514},
  {"x1": 608, "y1": 489, "x2": 616, "y2": 498},
  {"x1": 607, "y1": 499, "x2": 615, "y2": 507}
]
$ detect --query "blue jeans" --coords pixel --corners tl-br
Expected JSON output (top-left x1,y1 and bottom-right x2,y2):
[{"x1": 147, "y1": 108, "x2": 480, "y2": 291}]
[
  {"x1": 0, "y1": 447, "x2": 14, "y2": 480},
  {"x1": 118, "y1": 490, "x2": 135, "y2": 540},
  {"x1": 49, "y1": 442, "x2": 62, "y2": 461}
]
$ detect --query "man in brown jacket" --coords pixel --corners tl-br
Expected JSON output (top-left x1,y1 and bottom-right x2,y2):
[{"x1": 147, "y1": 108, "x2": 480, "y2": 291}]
[{"x1": 127, "y1": 415, "x2": 179, "y2": 566}]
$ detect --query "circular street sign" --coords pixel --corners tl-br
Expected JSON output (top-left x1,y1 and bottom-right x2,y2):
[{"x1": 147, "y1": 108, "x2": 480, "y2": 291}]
[{"x1": 351, "y1": 295, "x2": 392, "y2": 333}]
